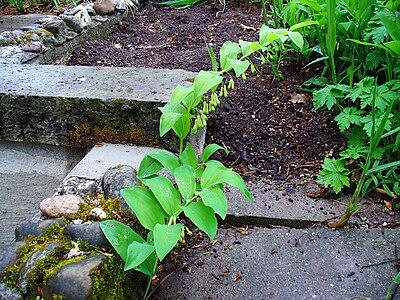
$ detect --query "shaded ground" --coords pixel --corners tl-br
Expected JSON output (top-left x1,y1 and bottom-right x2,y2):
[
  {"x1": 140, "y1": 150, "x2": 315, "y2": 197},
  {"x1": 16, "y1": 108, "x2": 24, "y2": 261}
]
[{"x1": 69, "y1": 1, "x2": 345, "y2": 181}]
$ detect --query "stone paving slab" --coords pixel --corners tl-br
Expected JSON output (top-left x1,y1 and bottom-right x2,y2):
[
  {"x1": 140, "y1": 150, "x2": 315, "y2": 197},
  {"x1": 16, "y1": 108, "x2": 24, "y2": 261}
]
[
  {"x1": 0, "y1": 64, "x2": 195, "y2": 148},
  {"x1": 0, "y1": 14, "x2": 51, "y2": 33},
  {"x1": 0, "y1": 140, "x2": 82, "y2": 244},
  {"x1": 156, "y1": 227, "x2": 400, "y2": 300},
  {"x1": 226, "y1": 181, "x2": 345, "y2": 227},
  {"x1": 66, "y1": 143, "x2": 159, "y2": 179}
]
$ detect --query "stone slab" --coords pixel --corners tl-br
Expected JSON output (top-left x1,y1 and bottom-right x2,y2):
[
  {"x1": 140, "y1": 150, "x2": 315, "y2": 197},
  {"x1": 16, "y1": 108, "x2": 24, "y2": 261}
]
[
  {"x1": 0, "y1": 14, "x2": 51, "y2": 33},
  {"x1": 0, "y1": 140, "x2": 82, "y2": 244},
  {"x1": 0, "y1": 64, "x2": 195, "y2": 148},
  {"x1": 66, "y1": 143, "x2": 159, "y2": 179},
  {"x1": 156, "y1": 227, "x2": 400, "y2": 300},
  {"x1": 226, "y1": 181, "x2": 346, "y2": 227}
]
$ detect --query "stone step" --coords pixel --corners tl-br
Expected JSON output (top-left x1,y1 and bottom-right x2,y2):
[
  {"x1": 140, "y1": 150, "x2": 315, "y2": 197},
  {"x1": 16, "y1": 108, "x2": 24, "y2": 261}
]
[
  {"x1": 0, "y1": 64, "x2": 195, "y2": 149},
  {"x1": 156, "y1": 227, "x2": 400, "y2": 300}
]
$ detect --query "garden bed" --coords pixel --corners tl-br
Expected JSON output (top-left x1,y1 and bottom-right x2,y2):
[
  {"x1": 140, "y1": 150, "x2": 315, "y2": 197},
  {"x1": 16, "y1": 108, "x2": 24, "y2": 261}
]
[{"x1": 68, "y1": 0, "x2": 399, "y2": 227}]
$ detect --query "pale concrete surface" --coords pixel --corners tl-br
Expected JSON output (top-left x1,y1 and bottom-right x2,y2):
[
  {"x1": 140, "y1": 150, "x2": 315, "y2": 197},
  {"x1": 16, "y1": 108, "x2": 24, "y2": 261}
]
[
  {"x1": 156, "y1": 227, "x2": 400, "y2": 300},
  {"x1": 0, "y1": 14, "x2": 50, "y2": 33},
  {"x1": 0, "y1": 141, "x2": 83, "y2": 244},
  {"x1": 66, "y1": 143, "x2": 159, "y2": 179},
  {"x1": 0, "y1": 64, "x2": 194, "y2": 101}
]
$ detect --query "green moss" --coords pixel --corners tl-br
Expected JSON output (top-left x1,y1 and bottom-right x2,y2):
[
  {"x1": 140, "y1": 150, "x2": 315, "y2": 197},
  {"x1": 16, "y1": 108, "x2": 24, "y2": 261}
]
[
  {"x1": 67, "y1": 123, "x2": 161, "y2": 148},
  {"x1": 90, "y1": 252, "x2": 146, "y2": 300},
  {"x1": 0, "y1": 196, "x2": 147, "y2": 300}
]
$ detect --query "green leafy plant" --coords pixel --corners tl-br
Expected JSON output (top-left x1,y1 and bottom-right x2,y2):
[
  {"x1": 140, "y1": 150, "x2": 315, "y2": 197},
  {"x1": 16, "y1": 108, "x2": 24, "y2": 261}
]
[
  {"x1": 386, "y1": 272, "x2": 400, "y2": 300},
  {"x1": 101, "y1": 143, "x2": 252, "y2": 298},
  {"x1": 328, "y1": 81, "x2": 399, "y2": 228}
]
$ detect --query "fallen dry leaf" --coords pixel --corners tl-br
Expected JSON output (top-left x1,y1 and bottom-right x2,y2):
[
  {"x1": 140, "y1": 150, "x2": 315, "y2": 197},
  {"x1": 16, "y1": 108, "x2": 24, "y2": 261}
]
[
  {"x1": 114, "y1": 43, "x2": 123, "y2": 49},
  {"x1": 290, "y1": 93, "x2": 309, "y2": 104}
]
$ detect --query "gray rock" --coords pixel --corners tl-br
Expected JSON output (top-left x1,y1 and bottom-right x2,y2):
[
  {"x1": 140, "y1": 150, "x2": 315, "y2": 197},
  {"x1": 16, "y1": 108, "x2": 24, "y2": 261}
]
[
  {"x1": 15, "y1": 219, "x2": 64, "y2": 242},
  {"x1": 42, "y1": 255, "x2": 107, "y2": 300},
  {"x1": 102, "y1": 165, "x2": 140, "y2": 200},
  {"x1": 93, "y1": 0, "x2": 119, "y2": 15},
  {"x1": 0, "y1": 35, "x2": 12, "y2": 46},
  {"x1": 66, "y1": 31, "x2": 79, "y2": 40},
  {"x1": 57, "y1": 176, "x2": 100, "y2": 198},
  {"x1": 74, "y1": 9, "x2": 92, "y2": 29},
  {"x1": 20, "y1": 24, "x2": 41, "y2": 32},
  {"x1": 89, "y1": 208, "x2": 106, "y2": 219},
  {"x1": 85, "y1": 4, "x2": 97, "y2": 16},
  {"x1": 115, "y1": 0, "x2": 126, "y2": 11},
  {"x1": 37, "y1": 16, "x2": 61, "y2": 24},
  {"x1": 62, "y1": 15, "x2": 83, "y2": 33},
  {"x1": 63, "y1": 4, "x2": 86, "y2": 15},
  {"x1": 21, "y1": 42, "x2": 43, "y2": 53},
  {"x1": 42, "y1": 20, "x2": 66, "y2": 35},
  {"x1": 92, "y1": 15, "x2": 109, "y2": 23},
  {"x1": 64, "y1": 222, "x2": 110, "y2": 247},
  {"x1": 40, "y1": 195, "x2": 84, "y2": 217},
  {"x1": 0, "y1": 242, "x2": 26, "y2": 279},
  {"x1": 18, "y1": 242, "x2": 61, "y2": 294},
  {"x1": 0, "y1": 282, "x2": 22, "y2": 300}
]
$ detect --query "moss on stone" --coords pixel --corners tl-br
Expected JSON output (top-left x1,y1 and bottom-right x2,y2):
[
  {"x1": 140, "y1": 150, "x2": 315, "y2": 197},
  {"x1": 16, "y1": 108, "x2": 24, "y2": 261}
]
[
  {"x1": 67, "y1": 123, "x2": 161, "y2": 148},
  {"x1": 90, "y1": 252, "x2": 146, "y2": 300}
]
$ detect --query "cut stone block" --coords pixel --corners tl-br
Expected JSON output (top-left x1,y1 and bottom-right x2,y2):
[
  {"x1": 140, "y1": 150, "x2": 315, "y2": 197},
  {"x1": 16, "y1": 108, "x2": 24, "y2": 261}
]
[{"x1": 0, "y1": 64, "x2": 196, "y2": 149}]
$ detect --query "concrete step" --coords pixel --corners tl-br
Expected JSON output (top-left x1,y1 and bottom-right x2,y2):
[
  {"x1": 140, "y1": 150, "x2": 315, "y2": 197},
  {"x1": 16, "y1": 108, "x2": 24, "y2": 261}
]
[
  {"x1": 0, "y1": 140, "x2": 82, "y2": 244},
  {"x1": 156, "y1": 227, "x2": 400, "y2": 300},
  {"x1": 0, "y1": 64, "x2": 195, "y2": 149}
]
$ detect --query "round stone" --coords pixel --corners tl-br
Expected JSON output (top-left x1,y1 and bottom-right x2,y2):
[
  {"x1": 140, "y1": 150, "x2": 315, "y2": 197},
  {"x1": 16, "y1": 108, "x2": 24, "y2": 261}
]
[{"x1": 40, "y1": 195, "x2": 84, "y2": 217}]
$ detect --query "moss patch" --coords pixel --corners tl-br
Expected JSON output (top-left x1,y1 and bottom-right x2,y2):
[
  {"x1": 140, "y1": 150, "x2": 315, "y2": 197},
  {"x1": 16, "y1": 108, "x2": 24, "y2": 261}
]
[
  {"x1": 0, "y1": 195, "x2": 148, "y2": 299},
  {"x1": 67, "y1": 123, "x2": 161, "y2": 148}
]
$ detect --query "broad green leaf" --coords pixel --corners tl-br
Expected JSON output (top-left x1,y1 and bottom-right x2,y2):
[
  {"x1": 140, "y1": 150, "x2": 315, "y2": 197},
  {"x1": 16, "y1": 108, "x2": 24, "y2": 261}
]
[
  {"x1": 201, "y1": 144, "x2": 228, "y2": 162},
  {"x1": 220, "y1": 41, "x2": 241, "y2": 70},
  {"x1": 193, "y1": 71, "x2": 223, "y2": 99},
  {"x1": 313, "y1": 85, "x2": 349, "y2": 110},
  {"x1": 172, "y1": 111, "x2": 192, "y2": 141},
  {"x1": 361, "y1": 113, "x2": 393, "y2": 137},
  {"x1": 334, "y1": 107, "x2": 364, "y2": 132},
  {"x1": 160, "y1": 100, "x2": 191, "y2": 137},
  {"x1": 217, "y1": 170, "x2": 253, "y2": 201},
  {"x1": 287, "y1": 31, "x2": 304, "y2": 50},
  {"x1": 238, "y1": 40, "x2": 261, "y2": 56},
  {"x1": 137, "y1": 155, "x2": 163, "y2": 179},
  {"x1": 154, "y1": 223, "x2": 183, "y2": 261},
  {"x1": 228, "y1": 58, "x2": 250, "y2": 78},
  {"x1": 316, "y1": 158, "x2": 350, "y2": 194},
  {"x1": 182, "y1": 200, "x2": 217, "y2": 240},
  {"x1": 384, "y1": 41, "x2": 400, "y2": 56},
  {"x1": 289, "y1": 20, "x2": 318, "y2": 31},
  {"x1": 201, "y1": 161, "x2": 252, "y2": 201},
  {"x1": 377, "y1": 11, "x2": 400, "y2": 41},
  {"x1": 145, "y1": 176, "x2": 181, "y2": 216},
  {"x1": 197, "y1": 186, "x2": 227, "y2": 219},
  {"x1": 180, "y1": 143, "x2": 198, "y2": 168},
  {"x1": 201, "y1": 160, "x2": 228, "y2": 188},
  {"x1": 174, "y1": 165, "x2": 196, "y2": 201},
  {"x1": 147, "y1": 150, "x2": 181, "y2": 174},
  {"x1": 124, "y1": 242, "x2": 155, "y2": 271},
  {"x1": 121, "y1": 186, "x2": 166, "y2": 230},
  {"x1": 159, "y1": 112, "x2": 183, "y2": 137},
  {"x1": 100, "y1": 220, "x2": 144, "y2": 262}
]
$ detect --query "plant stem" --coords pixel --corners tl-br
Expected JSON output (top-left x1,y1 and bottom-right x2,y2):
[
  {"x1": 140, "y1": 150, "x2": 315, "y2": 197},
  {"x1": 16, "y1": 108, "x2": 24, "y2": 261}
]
[{"x1": 143, "y1": 258, "x2": 159, "y2": 300}]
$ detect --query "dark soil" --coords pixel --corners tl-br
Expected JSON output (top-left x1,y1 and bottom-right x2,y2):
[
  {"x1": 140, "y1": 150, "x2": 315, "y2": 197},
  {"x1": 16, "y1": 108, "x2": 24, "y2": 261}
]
[{"x1": 69, "y1": 1, "x2": 345, "y2": 181}]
